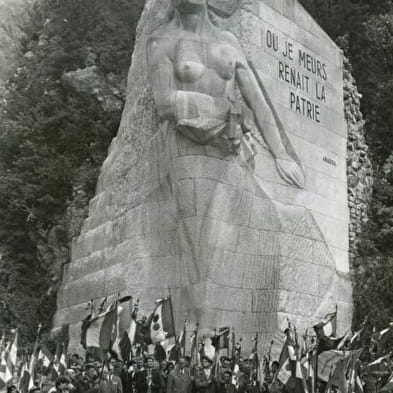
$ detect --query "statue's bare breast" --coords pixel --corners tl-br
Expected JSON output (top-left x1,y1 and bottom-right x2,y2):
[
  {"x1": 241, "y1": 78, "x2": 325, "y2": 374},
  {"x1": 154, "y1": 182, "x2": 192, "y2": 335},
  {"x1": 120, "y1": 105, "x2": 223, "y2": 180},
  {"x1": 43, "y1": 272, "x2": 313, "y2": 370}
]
[{"x1": 152, "y1": 32, "x2": 238, "y2": 99}]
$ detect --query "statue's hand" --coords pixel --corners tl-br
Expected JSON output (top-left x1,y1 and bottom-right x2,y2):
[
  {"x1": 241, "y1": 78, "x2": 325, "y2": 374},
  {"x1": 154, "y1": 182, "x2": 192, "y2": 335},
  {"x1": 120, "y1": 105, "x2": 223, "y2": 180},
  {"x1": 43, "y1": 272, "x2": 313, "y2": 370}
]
[{"x1": 275, "y1": 156, "x2": 305, "y2": 189}]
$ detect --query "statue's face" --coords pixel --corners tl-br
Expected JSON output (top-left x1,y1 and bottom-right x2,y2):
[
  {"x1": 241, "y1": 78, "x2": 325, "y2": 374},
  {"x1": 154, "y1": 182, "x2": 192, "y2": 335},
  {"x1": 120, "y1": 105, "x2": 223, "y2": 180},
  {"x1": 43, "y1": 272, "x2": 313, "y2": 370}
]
[{"x1": 174, "y1": 0, "x2": 206, "y2": 13}]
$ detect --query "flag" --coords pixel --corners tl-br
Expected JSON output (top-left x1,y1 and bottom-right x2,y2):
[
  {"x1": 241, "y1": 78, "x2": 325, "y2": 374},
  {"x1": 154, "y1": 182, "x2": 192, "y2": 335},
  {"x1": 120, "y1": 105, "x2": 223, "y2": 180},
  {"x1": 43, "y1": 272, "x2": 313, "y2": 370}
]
[
  {"x1": 350, "y1": 328, "x2": 364, "y2": 346},
  {"x1": 367, "y1": 354, "x2": 391, "y2": 368},
  {"x1": 7, "y1": 331, "x2": 17, "y2": 381},
  {"x1": 200, "y1": 336, "x2": 216, "y2": 362},
  {"x1": 0, "y1": 330, "x2": 18, "y2": 388},
  {"x1": 381, "y1": 372, "x2": 393, "y2": 392},
  {"x1": 317, "y1": 334, "x2": 348, "y2": 355},
  {"x1": 81, "y1": 298, "x2": 118, "y2": 357},
  {"x1": 337, "y1": 330, "x2": 353, "y2": 351},
  {"x1": 318, "y1": 350, "x2": 345, "y2": 382},
  {"x1": 28, "y1": 348, "x2": 38, "y2": 390},
  {"x1": 0, "y1": 341, "x2": 9, "y2": 389},
  {"x1": 18, "y1": 358, "x2": 31, "y2": 393},
  {"x1": 332, "y1": 349, "x2": 363, "y2": 393},
  {"x1": 293, "y1": 332, "x2": 310, "y2": 393},
  {"x1": 112, "y1": 296, "x2": 134, "y2": 362},
  {"x1": 38, "y1": 344, "x2": 53, "y2": 369},
  {"x1": 277, "y1": 330, "x2": 296, "y2": 385},
  {"x1": 249, "y1": 334, "x2": 261, "y2": 382},
  {"x1": 314, "y1": 312, "x2": 337, "y2": 340},
  {"x1": 147, "y1": 297, "x2": 176, "y2": 344},
  {"x1": 302, "y1": 349, "x2": 316, "y2": 393},
  {"x1": 168, "y1": 325, "x2": 186, "y2": 362},
  {"x1": 371, "y1": 323, "x2": 393, "y2": 342},
  {"x1": 190, "y1": 324, "x2": 200, "y2": 367},
  {"x1": 371, "y1": 323, "x2": 393, "y2": 351},
  {"x1": 212, "y1": 327, "x2": 230, "y2": 350},
  {"x1": 179, "y1": 321, "x2": 187, "y2": 356},
  {"x1": 325, "y1": 366, "x2": 335, "y2": 393},
  {"x1": 134, "y1": 317, "x2": 150, "y2": 348}
]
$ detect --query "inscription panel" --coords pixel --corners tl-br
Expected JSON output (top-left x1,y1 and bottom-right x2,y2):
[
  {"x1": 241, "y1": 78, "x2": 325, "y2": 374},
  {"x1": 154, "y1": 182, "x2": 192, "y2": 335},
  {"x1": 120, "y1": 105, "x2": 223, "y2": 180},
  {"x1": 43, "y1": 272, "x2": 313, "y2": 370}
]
[{"x1": 244, "y1": 1, "x2": 349, "y2": 271}]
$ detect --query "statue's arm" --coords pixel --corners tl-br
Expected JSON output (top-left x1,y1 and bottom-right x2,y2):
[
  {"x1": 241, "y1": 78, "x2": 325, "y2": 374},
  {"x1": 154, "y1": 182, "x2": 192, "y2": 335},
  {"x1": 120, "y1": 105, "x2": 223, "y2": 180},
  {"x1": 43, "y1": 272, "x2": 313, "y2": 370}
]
[
  {"x1": 236, "y1": 60, "x2": 288, "y2": 160},
  {"x1": 147, "y1": 37, "x2": 177, "y2": 121},
  {"x1": 235, "y1": 51, "x2": 305, "y2": 188}
]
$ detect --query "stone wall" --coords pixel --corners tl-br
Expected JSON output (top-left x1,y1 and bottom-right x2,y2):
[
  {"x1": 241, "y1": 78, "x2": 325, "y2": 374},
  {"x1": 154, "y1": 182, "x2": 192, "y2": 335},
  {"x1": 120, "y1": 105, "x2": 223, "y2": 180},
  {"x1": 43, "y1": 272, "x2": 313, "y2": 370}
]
[{"x1": 344, "y1": 57, "x2": 373, "y2": 263}]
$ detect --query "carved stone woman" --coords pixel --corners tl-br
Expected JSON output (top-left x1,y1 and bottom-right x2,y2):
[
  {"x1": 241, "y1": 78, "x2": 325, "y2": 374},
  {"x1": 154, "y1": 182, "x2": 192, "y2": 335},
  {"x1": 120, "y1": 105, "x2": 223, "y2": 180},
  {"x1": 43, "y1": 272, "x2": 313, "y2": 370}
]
[
  {"x1": 146, "y1": 0, "x2": 304, "y2": 188},
  {"x1": 142, "y1": 0, "x2": 329, "y2": 336}
]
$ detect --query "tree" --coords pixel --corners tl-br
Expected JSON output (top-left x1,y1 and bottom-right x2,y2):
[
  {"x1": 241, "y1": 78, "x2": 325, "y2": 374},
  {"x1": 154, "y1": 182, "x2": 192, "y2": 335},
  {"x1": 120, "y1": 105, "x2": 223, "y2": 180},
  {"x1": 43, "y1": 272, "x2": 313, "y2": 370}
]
[{"x1": 0, "y1": 0, "x2": 144, "y2": 345}]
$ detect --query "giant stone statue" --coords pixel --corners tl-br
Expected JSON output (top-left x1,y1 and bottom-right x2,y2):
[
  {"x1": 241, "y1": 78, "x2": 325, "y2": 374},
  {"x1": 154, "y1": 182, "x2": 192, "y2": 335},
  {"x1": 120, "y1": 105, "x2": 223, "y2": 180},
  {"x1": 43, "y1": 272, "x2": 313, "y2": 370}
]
[{"x1": 54, "y1": 0, "x2": 353, "y2": 354}]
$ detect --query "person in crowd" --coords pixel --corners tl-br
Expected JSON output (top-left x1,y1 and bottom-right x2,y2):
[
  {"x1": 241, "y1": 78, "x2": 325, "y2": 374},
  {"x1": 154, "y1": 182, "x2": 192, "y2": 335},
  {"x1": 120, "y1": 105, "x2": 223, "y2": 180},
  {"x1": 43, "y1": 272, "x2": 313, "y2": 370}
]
[
  {"x1": 158, "y1": 361, "x2": 168, "y2": 393},
  {"x1": 268, "y1": 361, "x2": 282, "y2": 393},
  {"x1": 98, "y1": 358, "x2": 123, "y2": 393},
  {"x1": 218, "y1": 357, "x2": 232, "y2": 384},
  {"x1": 166, "y1": 357, "x2": 192, "y2": 393},
  {"x1": 148, "y1": 357, "x2": 162, "y2": 393},
  {"x1": 127, "y1": 360, "x2": 138, "y2": 393},
  {"x1": 117, "y1": 361, "x2": 133, "y2": 393},
  {"x1": 74, "y1": 363, "x2": 99, "y2": 393},
  {"x1": 166, "y1": 363, "x2": 175, "y2": 375},
  {"x1": 195, "y1": 357, "x2": 216, "y2": 393},
  {"x1": 70, "y1": 354, "x2": 84, "y2": 369},
  {"x1": 53, "y1": 377, "x2": 72, "y2": 393},
  {"x1": 134, "y1": 357, "x2": 161, "y2": 393},
  {"x1": 217, "y1": 371, "x2": 236, "y2": 393},
  {"x1": 153, "y1": 360, "x2": 161, "y2": 370},
  {"x1": 134, "y1": 358, "x2": 148, "y2": 393},
  {"x1": 7, "y1": 386, "x2": 19, "y2": 393},
  {"x1": 232, "y1": 360, "x2": 246, "y2": 393}
]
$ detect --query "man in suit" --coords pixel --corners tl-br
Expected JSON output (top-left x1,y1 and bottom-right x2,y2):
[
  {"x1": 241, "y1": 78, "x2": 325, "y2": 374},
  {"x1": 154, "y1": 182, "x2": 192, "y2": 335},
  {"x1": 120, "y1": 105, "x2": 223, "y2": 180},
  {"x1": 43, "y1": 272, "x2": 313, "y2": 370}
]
[
  {"x1": 74, "y1": 363, "x2": 99, "y2": 393},
  {"x1": 195, "y1": 357, "x2": 216, "y2": 393},
  {"x1": 217, "y1": 371, "x2": 237, "y2": 393},
  {"x1": 99, "y1": 358, "x2": 123, "y2": 393},
  {"x1": 166, "y1": 358, "x2": 191, "y2": 393},
  {"x1": 217, "y1": 357, "x2": 232, "y2": 385},
  {"x1": 135, "y1": 357, "x2": 161, "y2": 393}
]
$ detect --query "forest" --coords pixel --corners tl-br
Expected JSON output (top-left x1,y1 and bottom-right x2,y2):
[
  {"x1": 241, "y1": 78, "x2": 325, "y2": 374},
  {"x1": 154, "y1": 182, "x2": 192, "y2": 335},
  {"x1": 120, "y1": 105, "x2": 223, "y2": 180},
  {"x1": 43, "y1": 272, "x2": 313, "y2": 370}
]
[{"x1": 0, "y1": 0, "x2": 392, "y2": 347}]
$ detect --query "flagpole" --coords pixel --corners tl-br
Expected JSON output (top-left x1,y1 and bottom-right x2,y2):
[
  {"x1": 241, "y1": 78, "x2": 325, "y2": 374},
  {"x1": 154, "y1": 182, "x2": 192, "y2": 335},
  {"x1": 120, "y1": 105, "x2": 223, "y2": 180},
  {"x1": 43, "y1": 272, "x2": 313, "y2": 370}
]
[
  {"x1": 183, "y1": 313, "x2": 187, "y2": 357},
  {"x1": 314, "y1": 336, "x2": 319, "y2": 393},
  {"x1": 227, "y1": 328, "x2": 230, "y2": 357},
  {"x1": 167, "y1": 289, "x2": 177, "y2": 340},
  {"x1": 231, "y1": 327, "x2": 235, "y2": 363},
  {"x1": 29, "y1": 323, "x2": 42, "y2": 388},
  {"x1": 195, "y1": 322, "x2": 199, "y2": 367}
]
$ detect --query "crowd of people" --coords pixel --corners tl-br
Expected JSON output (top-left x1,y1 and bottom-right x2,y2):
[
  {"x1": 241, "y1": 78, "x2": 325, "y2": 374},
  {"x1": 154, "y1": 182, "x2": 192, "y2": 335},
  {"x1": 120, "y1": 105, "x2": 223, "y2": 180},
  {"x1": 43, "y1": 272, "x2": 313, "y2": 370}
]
[
  {"x1": 5, "y1": 351, "x2": 285, "y2": 393},
  {"x1": 4, "y1": 335, "x2": 393, "y2": 393}
]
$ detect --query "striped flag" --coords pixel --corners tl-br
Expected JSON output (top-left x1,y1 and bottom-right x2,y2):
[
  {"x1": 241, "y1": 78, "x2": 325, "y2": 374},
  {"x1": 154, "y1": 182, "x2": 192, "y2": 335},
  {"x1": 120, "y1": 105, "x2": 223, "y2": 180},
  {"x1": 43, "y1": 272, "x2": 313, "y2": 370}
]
[
  {"x1": 147, "y1": 297, "x2": 175, "y2": 344},
  {"x1": 277, "y1": 330, "x2": 296, "y2": 384},
  {"x1": 38, "y1": 344, "x2": 53, "y2": 369},
  {"x1": 18, "y1": 357, "x2": 31, "y2": 393},
  {"x1": 112, "y1": 296, "x2": 136, "y2": 362},
  {"x1": 0, "y1": 330, "x2": 18, "y2": 388},
  {"x1": 28, "y1": 346, "x2": 38, "y2": 390},
  {"x1": 51, "y1": 345, "x2": 67, "y2": 381},
  {"x1": 0, "y1": 341, "x2": 9, "y2": 389},
  {"x1": 81, "y1": 298, "x2": 118, "y2": 358}
]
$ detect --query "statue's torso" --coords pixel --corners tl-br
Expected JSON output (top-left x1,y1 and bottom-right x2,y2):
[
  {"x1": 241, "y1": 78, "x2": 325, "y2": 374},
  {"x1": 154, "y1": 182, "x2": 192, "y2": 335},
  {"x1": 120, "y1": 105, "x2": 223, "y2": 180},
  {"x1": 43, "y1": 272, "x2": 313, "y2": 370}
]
[{"x1": 153, "y1": 31, "x2": 238, "y2": 99}]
